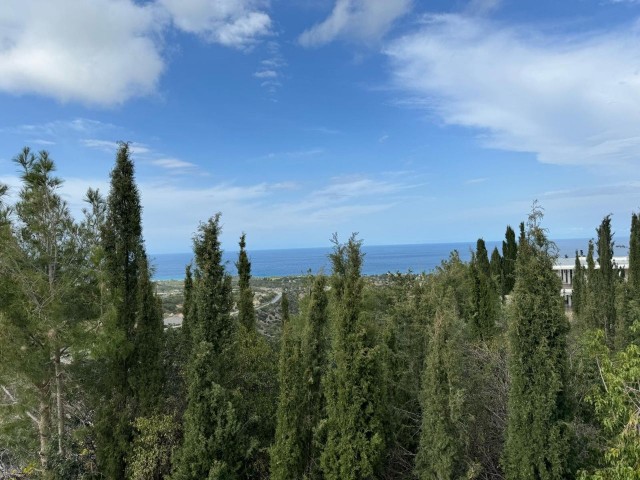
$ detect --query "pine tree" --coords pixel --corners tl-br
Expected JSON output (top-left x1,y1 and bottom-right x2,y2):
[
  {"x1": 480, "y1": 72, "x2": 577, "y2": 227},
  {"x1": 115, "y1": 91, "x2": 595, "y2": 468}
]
[
  {"x1": 0, "y1": 148, "x2": 91, "y2": 472},
  {"x1": 181, "y1": 263, "x2": 194, "y2": 358},
  {"x1": 502, "y1": 226, "x2": 518, "y2": 295},
  {"x1": 320, "y1": 235, "x2": 385, "y2": 480},
  {"x1": 172, "y1": 214, "x2": 241, "y2": 480},
  {"x1": 96, "y1": 143, "x2": 164, "y2": 479},
  {"x1": 415, "y1": 293, "x2": 470, "y2": 480},
  {"x1": 236, "y1": 233, "x2": 256, "y2": 330},
  {"x1": 503, "y1": 206, "x2": 572, "y2": 479}
]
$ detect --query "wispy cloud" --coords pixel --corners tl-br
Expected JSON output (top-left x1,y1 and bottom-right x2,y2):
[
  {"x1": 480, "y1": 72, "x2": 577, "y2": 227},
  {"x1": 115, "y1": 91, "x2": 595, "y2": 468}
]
[
  {"x1": 258, "y1": 148, "x2": 325, "y2": 160},
  {"x1": 299, "y1": 0, "x2": 413, "y2": 47},
  {"x1": 385, "y1": 14, "x2": 640, "y2": 167},
  {"x1": 82, "y1": 139, "x2": 151, "y2": 155},
  {"x1": 254, "y1": 41, "x2": 286, "y2": 96},
  {"x1": 465, "y1": 177, "x2": 487, "y2": 184},
  {"x1": 151, "y1": 158, "x2": 197, "y2": 171}
]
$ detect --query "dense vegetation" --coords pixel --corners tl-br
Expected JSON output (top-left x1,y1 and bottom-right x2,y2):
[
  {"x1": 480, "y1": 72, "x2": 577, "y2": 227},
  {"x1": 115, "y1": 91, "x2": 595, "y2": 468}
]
[{"x1": 1, "y1": 145, "x2": 639, "y2": 479}]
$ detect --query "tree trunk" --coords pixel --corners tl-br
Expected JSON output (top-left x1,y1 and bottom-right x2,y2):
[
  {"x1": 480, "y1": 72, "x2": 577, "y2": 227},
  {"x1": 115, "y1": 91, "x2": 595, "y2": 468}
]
[
  {"x1": 54, "y1": 350, "x2": 64, "y2": 456},
  {"x1": 38, "y1": 381, "x2": 51, "y2": 472}
]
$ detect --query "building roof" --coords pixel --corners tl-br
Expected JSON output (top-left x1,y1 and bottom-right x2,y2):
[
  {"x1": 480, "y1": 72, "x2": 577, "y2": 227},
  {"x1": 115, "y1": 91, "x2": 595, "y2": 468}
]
[{"x1": 553, "y1": 256, "x2": 629, "y2": 270}]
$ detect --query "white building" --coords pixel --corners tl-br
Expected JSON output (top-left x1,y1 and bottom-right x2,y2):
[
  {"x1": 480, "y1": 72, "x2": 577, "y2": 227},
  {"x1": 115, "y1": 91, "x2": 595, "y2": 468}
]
[{"x1": 553, "y1": 256, "x2": 629, "y2": 308}]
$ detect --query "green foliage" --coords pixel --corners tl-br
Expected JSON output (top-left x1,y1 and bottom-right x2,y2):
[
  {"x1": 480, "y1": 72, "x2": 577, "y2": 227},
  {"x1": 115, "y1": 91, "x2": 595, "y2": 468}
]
[
  {"x1": 95, "y1": 143, "x2": 164, "y2": 479},
  {"x1": 320, "y1": 235, "x2": 386, "y2": 480},
  {"x1": 595, "y1": 216, "x2": 617, "y2": 343},
  {"x1": 573, "y1": 251, "x2": 585, "y2": 318},
  {"x1": 490, "y1": 246, "x2": 504, "y2": 297},
  {"x1": 503, "y1": 206, "x2": 573, "y2": 480},
  {"x1": 469, "y1": 239, "x2": 500, "y2": 342},
  {"x1": 415, "y1": 294, "x2": 471, "y2": 480},
  {"x1": 270, "y1": 296, "x2": 305, "y2": 480},
  {"x1": 629, "y1": 213, "x2": 640, "y2": 295},
  {"x1": 0, "y1": 148, "x2": 95, "y2": 475},
  {"x1": 579, "y1": 328, "x2": 640, "y2": 479},
  {"x1": 503, "y1": 226, "x2": 518, "y2": 295},
  {"x1": 236, "y1": 233, "x2": 257, "y2": 330},
  {"x1": 127, "y1": 414, "x2": 180, "y2": 480},
  {"x1": 172, "y1": 214, "x2": 242, "y2": 480}
]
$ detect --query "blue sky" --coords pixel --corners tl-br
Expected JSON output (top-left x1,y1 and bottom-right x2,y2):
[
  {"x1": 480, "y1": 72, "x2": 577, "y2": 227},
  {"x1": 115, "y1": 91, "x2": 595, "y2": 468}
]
[{"x1": 1, "y1": 0, "x2": 640, "y2": 253}]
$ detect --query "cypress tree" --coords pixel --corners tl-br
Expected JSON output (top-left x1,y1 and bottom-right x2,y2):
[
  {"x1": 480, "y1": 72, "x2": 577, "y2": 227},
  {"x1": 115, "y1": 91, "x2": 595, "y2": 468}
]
[
  {"x1": 96, "y1": 143, "x2": 164, "y2": 479},
  {"x1": 270, "y1": 292, "x2": 305, "y2": 480},
  {"x1": 572, "y1": 251, "x2": 584, "y2": 319},
  {"x1": 503, "y1": 226, "x2": 518, "y2": 295},
  {"x1": 300, "y1": 275, "x2": 329, "y2": 478},
  {"x1": 503, "y1": 207, "x2": 572, "y2": 480},
  {"x1": 236, "y1": 233, "x2": 256, "y2": 330},
  {"x1": 595, "y1": 215, "x2": 617, "y2": 342},
  {"x1": 172, "y1": 214, "x2": 240, "y2": 480},
  {"x1": 470, "y1": 239, "x2": 500, "y2": 341},
  {"x1": 579, "y1": 240, "x2": 598, "y2": 329},
  {"x1": 415, "y1": 293, "x2": 469, "y2": 480},
  {"x1": 320, "y1": 235, "x2": 385, "y2": 480},
  {"x1": 181, "y1": 264, "x2": 194, "y2": 357},
  {"x1": 490, "y1": 246, "x2": 504, "y2": 298},
  {"x1": 629, "y1": 213, "x2": 640, "y2": 295}
]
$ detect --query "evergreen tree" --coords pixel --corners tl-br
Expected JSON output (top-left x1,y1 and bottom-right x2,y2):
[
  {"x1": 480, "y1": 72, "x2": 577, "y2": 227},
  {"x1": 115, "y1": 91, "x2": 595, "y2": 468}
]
[
  {"x1": 236, "y1": 233, "x2": 256, "y2": 330},
  {"x1": 579, "y1": 240, "x2": 598, "y2": 329},
  {"x1": 172, "y1": 214, "x2": 241, "y2": 480},
  {"x1": 490, "y1": 246, "x2": 504, "y2": 298},
  {"x1": 0, "y1": 148, "x2": 91, "y2": 473},
  {"x1": 415, "y1": 293, "x2": 470, "y2": 480},
  {"x1": 270, "y1": 292, "x2": 305, "y2": 480},
  {"x1": 96, "y1": 143, "x2": 164, "y2": 479},
  {"x1": 300, "y1": 275, "x2": 329, "y2": 478},
  {"x1": 503, "y1": 206, "x2": 572, "y2": 480},
  {"x1": 469, "y1": 239, "x2": 500, "y2": 341},
  {"x1": 320, "y1": 235, "x2": 386, "y2": 480},
  {"x1": 181, "y1": 264, "x2": 194, "y2": 357},
  {"x1": 629, "y1": 213, "x2": 640, "y2": 295},
  {"x1": 572, "y1": 251, "x2": 584, "y2": 319},
  {"x1": 595, "y1": 215, "x2": 617, "y2": 343},
  {"x1": 502, "y1": 226, "x2": 518, "y2": 295}
]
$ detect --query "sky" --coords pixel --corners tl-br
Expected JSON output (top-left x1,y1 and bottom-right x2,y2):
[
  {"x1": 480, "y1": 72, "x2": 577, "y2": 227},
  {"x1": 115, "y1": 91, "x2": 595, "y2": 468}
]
[{"x1": 1, "y1": 0, "x2": 640, "y2": 253}]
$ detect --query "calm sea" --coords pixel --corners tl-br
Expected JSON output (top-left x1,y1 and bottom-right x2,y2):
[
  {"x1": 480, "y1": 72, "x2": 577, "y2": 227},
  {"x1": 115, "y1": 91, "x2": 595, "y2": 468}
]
[{"x1": 150, "y1": 238, "x2": 628, "y2": 280}]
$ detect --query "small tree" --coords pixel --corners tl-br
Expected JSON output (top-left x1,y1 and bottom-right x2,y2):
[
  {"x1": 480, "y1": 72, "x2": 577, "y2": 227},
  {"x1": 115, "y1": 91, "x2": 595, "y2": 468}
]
[{"x1": 236, "y1": 233, "x2": 256, "y2": 330}]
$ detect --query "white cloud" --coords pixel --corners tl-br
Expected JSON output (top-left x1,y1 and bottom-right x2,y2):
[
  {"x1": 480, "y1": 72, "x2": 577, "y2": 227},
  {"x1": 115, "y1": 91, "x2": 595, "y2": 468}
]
[
  {"x1": 82, "y1": 139, "x2": 151, "y2": 155},
  {"x1": 299, "y1": 0, "x2": 412, "y2": 47},
  {"x1": 0, "y1": 0, "x2": 165, "y2": 106},
  {"x1": 254, "y1": 70, "x2": 278, "y2": 78},
  {"x1": 385, "y1": 14, "x2": 640, "y2": 166},
  {"x1": 151, "y1": 158, "x2": 197, "y2": 170},
  {"x1": 0, "y1": 0, "x2": 272, "y2": 105},
  {"x1": 158, "y1": 0, "x2": 271, "y2": 48}
]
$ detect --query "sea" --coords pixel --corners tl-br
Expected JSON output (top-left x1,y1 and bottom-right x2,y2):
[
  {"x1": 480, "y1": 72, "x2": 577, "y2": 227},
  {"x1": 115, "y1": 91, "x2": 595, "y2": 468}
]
[{"x1": 150, "y1": 238, "x2": 630, "y2": 281}]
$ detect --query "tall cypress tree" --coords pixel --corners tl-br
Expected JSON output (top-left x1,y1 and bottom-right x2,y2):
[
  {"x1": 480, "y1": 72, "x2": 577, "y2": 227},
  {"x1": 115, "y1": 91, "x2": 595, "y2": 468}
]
[
  {"x1": 236, "y1": 233, "x2": 256, "y2": 330},
  {"x1": 300, "y1": 275, "x2": 329, "y2": 478},
  {"x1": 320, "y1": 235, "x2": 385, "y2": 480},
  {"x1": 595, "y1": 215, "x2": 617, "y2": 342},
  {"x1": 172, "y1": 214, "x2": 240, "y2": 480},
  {"x1": 470, "y1": 239, "x2": 500, "y2": 341},
  {"x1": 490, "y1": 246, "x2": 504, "y2": 298},
  {"x1": 415, "y1": 293, "x2": 469, "y2": 480},
  {"x1": 502, "y1": 226, "x2": 518, "y2": 295},
  {"x1": 96, "y1": 143, "x2": 163, "y2": 479},
  {"x1": 579, "y1": 240, "x2": 598, "y2": 329},
  {"x1": 572, "y1": 251, "x2": 584, "y2": 319},
  {"x1": 503, "y1": 207, "x2": 572, "y2": 479},
  {"x1": 270, "y1": 292, "x2": 305, "y2": 480},
  {"x1": 629, "y1": 213, "x2": 640, "y2": 295}
]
